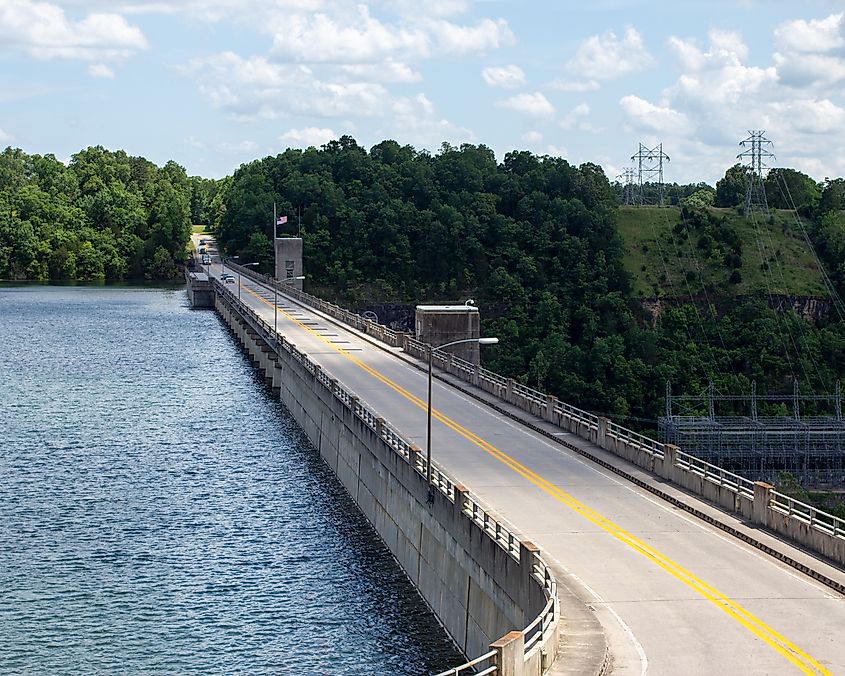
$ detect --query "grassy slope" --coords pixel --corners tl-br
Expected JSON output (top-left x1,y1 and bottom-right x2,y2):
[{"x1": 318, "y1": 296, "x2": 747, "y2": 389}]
[{"x1": 617, "y1": 206, "x2": 827, "y2": 298}]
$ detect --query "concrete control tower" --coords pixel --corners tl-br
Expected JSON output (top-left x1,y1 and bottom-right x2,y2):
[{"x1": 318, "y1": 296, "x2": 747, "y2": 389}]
[
  {"x1": 274, "y1": 237, "x2": 304, "y2": 291},
  {"x1": 415, "y1": 304, "x2": 481, "y2": 365}
]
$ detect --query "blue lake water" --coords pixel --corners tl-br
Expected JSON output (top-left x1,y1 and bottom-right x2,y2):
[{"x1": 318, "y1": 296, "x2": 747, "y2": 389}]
[{"x1": 0, "y1": 285, "x2": 464, "y2": 675}]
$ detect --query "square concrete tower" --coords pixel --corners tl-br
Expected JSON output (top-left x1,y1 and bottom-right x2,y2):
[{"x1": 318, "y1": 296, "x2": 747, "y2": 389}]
[
  {"x1": 415, "y1": 304, "x2": 481, "y2": 364},
  {"x1": 275, "y1": 237, "x2": 303, "y2": 291}
]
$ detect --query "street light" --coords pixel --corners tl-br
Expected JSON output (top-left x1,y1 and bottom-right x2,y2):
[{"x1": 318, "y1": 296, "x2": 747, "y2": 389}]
[
  {"x1": 222, "y1": 255, "x2": 238, "y2": 279},
  {"x1": 238, "y1": 262, "x2": 259, "y2": 301},
  {"x1": 274, "y1": 275, "x2": 305, "y2": 336},
  {"x1": 425, "y1": 336, "x2": 499, "y2": 506}
]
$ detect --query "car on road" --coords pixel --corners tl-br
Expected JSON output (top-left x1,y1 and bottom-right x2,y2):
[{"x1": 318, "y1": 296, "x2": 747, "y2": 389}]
[
  {"x1": 201, "y1": 254, "x2": 211, "y2": 265},
  {"x1": 222, "y1": 273, "x2": 236, "y2": 283}
]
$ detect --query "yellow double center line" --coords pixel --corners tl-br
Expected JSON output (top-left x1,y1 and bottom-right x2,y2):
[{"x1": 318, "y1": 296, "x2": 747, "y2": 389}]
[{"x1": 244, "y1": 283, "x2": 830, "y2": 675}]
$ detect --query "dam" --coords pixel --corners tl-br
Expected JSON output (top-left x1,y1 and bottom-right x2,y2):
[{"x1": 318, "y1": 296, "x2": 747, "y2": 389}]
[{"x1": 189, "y1": 257, "x2": 845, "y2": 676}]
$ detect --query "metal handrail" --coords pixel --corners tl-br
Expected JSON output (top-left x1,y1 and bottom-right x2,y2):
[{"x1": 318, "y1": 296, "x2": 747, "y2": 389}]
[
  {"x1": 607, "y1": 421, "x2": 665, "y2": 459},
  {"x1": 434, "y1": 649, "x2": 497, "y2": 676},
  {"x1": 675, "y1": 449, "x2": 756, "y2": 499},
  {"x1": 770, "y1": 491, "x2": 845, "y2": 538}
]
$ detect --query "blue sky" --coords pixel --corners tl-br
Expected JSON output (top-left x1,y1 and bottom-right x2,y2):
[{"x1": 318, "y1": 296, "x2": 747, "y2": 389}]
[{"x1": 2, "y1": 0, "x2": 845, "y2": 184}]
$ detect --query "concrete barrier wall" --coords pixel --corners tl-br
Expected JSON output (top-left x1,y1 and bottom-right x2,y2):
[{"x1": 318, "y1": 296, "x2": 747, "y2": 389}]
[{"x1": 214, "y1": 291, "x2": 559, "y2": 674}]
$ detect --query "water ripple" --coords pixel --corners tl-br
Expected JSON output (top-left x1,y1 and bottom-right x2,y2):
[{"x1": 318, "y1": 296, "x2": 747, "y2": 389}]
[{"x1": 0, "y1": 286, "x2": 463, "y2": 675}]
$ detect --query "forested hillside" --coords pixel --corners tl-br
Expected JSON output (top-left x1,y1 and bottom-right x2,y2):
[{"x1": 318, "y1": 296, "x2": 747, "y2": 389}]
[
  {"x1": 4, "y1": 138, "x2": 843, "y2": 425},
  {"x1": 0, "y1": 146, "x2": 210, "y2": 280},
  {"x1": 211, "y1": 137, "x2": 845, "y2": 425}
]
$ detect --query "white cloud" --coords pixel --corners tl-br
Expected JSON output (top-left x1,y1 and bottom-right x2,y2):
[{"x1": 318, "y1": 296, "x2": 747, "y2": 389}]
[
  {"x1": 548, "y1": 78, "x2": 599, "y2": 92},
  {"x1": 774, "y1": 51, "x2": 845, "y2": 88},
  {"x1": 497, "y1": 92, "x2": 555, "y2": 118},
  {"x1": 279, "y1": 126, "x2": 337, "y2": 147},
  {"x1": 88, "y1": 63, "x2": 114, "y2": 78},
  {"x1": 770, "y1": 99, "x2": 845, "y2": 135},
  {"x1": 184, "y1": 135, "x2": 205, "y2": 148},
  {"x1": 381, "y1": 93, "x2": 474, "y2": 149},
  {"x1": 623, "y1": 23, "x2": 845, "y2": 183},
  {"x1": 774, "y1": 13, "x2": 844, "y2": 53},
  {"x1": 545, "y1": 144, "x2": 569, "y2": 158},
  {"x1": 181, "y1": 52, "x2": 389, "y2": 119},
  {"x1": 567, "y1": 26, "x2": 654, "y2": 80},
  {"x1": 620, "y1": 95, "x2": 692, "y2": 135},
  {"x1": 770, "y1": 14, "x2": 845, "y2": 90},
  {"x1": 0, "y1": 127, "x2": 13, "y2": 144},
  {"x1": 481, "y1": 64, "x2": 525, "y2": 88},
  {"x1": 432, "y1": 17, "x2": 513, "y2": 54},
  {"x1": 0, "y1": 0, "x2": 148, "y2": 61},
  {"x1": 382, "y1": 0, "x2": 470, "y2": 18},
  {"x1": 560, "y1": 103, "x2": 591, "y2": 130},
  {"x1": 270, "y1": 6, "x2": 429, "y2": 63},
  {"x1": 341, "y1": 61, "x2": 421, "y2": 83},
  {"x1": 522, "y1": 130, "x2": 542, "y2": 144},
  {"x1": 667, "y1": 29, "x2": 748, "y2": 72}
]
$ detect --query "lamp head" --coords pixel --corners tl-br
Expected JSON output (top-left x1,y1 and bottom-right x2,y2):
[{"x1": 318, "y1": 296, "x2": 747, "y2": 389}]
[{"x1": 478, "y1": 337, "x2": 499, "y2": 345}]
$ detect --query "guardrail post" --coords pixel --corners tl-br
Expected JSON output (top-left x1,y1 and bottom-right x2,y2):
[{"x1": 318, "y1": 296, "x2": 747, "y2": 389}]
[
  {"x1": 506, "y1": 378, "x2": 515, "y2": 404},
  {"x1": 472, "y1": 364, "x2": 480, "y2": 387},
  {"x1": 349, "y1": 394, "x2": 359, "y2": 414},
  {"x1": 409, "y1": 444, "x2": 423, "y2": 474},
  {"x1": 491, "y1": 631, "x2": 524, "y2": 676},
  {"x1": 402, "y1": 334, "x2": 410, "y2": 352},
  {"x1": 454, "y1": 483, "x2": 468, "y2": 519},
  {"x1": 752, "y1": 482, "x2": 774, "y2": 527},
  {"x1": 597, "y1": 416, "x2": 609, "y2": 448},
  {"x1": 519, "y1": 541, "x2": 540, "y2": 625},
  {"x1": 375, "y1": 417, "x2": 385, "y2": 437},
  {"x1": 658, "y1": 444, "x2": 678, "y2": 481},
  {"x1": 544, "y1": 395, "x2": 556, "y2": 422},
  {"x1": 314, "y1": 364, "x2": 322, "y2": 382}
]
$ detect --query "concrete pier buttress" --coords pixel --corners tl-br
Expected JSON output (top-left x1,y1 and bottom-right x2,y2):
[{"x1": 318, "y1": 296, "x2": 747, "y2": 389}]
[{"x1": 213, "y1": 292, "x2": 558, "y2": 675}]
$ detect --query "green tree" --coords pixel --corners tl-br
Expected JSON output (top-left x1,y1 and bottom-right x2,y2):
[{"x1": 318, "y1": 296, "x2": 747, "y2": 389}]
[{"x1": 715, "y1": 164, "x2": 747, "y2": 208}]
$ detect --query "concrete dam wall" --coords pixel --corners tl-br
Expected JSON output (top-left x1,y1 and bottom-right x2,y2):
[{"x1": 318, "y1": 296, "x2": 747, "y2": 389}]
[{"x1": 213, "y1": 288, "x2": 559, "y2": 675}]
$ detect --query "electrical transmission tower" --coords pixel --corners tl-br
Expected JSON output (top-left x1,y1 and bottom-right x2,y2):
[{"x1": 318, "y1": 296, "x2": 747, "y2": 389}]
[
  {"x1": 631, "y1": 143, "x2": 670, "y2": 206},
  {"x1": 616, "y1": 167, "x2": 637, "y2": 205},
  {"x1": 737, "y1": 130, "x2": 775, "y2": 216}
]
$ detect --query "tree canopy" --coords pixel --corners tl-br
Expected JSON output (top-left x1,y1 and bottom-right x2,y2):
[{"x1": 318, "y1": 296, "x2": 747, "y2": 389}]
[
  {"x1": 0, "y1": 146, "x2": 197, "y2": 280},
  {"x1": 210, "y1": 137, "x2": 845, "y2": 426}
]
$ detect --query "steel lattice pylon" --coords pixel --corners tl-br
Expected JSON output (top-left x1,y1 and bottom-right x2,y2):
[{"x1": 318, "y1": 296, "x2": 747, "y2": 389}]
[
  {"x1": 738, "y1": 130, "x2": 775, "y2": 216},
  {"x1": 631, "y1": 143, "x2": 670, "y2": 206},
  {"x1": 616, "y1": 167, "x2": 637, "y2": 205}
]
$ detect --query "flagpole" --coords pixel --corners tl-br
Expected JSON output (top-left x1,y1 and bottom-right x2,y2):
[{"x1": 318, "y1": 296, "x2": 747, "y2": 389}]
[{"x1": 273, "y1": 202, "x2": 277, "y2": 338}]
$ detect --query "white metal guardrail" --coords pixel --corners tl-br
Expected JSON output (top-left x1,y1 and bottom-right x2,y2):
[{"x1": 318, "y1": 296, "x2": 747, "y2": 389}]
[
  {"x1": 771, "y1": 491, "x2": 845, "y2": 538},
  {"x1": 214, "y1": 281, "x2": 560, "y2": 675},
  {"x1": 675, "y1": 449, "x2": 756, "y2": 499}
]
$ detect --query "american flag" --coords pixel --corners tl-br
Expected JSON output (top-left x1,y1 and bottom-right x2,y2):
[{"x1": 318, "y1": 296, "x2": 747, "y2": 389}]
[{"x1": 277, "y1": 215, "x2": 288, "y2": 225}]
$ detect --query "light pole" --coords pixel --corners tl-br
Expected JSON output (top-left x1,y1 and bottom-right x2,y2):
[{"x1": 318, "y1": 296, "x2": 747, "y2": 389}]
[
  {"x1": 222, "y1": 255, "x2": 238, "y2": 279},
  {"x1": 238, "y1": 262, "x2": 259, "y2": 301},
  {"x1": 274, "y1": 275, "x2": 305, "y2": 337},
  {"x1": 425, "y1": 337, "x2": 499, "y2": 506}
]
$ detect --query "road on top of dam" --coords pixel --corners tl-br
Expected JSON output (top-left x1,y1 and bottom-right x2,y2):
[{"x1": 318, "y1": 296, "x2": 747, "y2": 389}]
[{"x1": 208, "y1": 263, "x2": 844, "y2": 676}]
